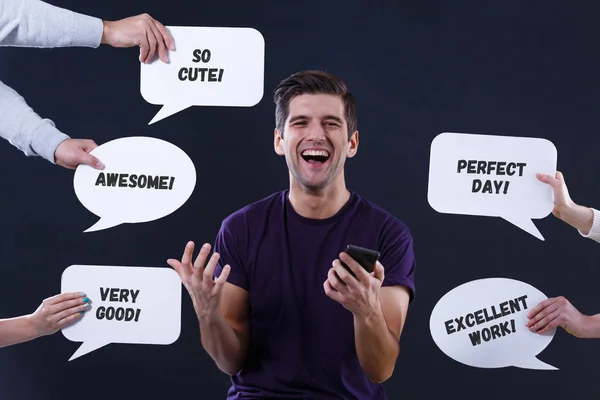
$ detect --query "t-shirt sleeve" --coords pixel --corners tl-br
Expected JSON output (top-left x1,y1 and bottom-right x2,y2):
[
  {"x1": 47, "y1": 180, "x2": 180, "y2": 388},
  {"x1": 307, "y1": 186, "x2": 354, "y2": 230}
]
[
  {"x1": 213, "y1": 217, "x2": 249, "y2": 291},
  {"x1": 378, "y1": 218, "x2": 416, "y2": 303}
]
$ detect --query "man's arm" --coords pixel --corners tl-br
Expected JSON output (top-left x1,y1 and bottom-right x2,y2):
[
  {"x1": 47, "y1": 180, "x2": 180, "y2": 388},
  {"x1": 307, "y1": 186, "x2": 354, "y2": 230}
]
[
  {"x1": 0, "y1": 0, "x2": 103, "y2": 48},
  {"x1": 353, "y1": 285, "x2": 410, "y2": 383},
  {"x1": 199, "y1": 282, "x2": 250, "y2": 375},
  {"x1": 168, "y1": 240, "x2": 250, "y2": 376}
]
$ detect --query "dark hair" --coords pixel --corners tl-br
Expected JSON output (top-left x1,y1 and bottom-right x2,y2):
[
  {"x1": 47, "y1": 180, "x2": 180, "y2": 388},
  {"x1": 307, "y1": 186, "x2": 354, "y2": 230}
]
[{"x1": 273, "y1": 70, "x2": 357, "y2": 139}]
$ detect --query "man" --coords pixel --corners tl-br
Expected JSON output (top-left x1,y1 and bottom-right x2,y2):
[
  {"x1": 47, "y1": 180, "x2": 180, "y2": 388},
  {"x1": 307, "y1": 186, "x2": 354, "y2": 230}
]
[
  {"x1": 536, "y1": 171, "x2": 600, "y2": 242},
  {"x1": 0, "y1": 0, "x2": 174, "y2": 169},
  {"x1": 0, "y1": 292, "x2": 91, "y2": 348},
  {"x1": 169, "y1": 70, "x2": 416, "y2": 399}
]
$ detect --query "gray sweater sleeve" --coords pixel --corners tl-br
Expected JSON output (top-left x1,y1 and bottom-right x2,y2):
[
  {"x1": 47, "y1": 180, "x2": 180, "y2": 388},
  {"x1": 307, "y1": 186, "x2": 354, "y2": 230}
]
[{"x1": 0, "y1": 0, "x2": 104, "y2": 163}]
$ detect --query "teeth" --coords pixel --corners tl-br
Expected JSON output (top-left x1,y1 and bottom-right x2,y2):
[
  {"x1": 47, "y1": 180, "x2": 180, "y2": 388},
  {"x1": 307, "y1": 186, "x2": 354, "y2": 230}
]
[{"x1": 302, "y1": 149, "x2": 329, "y2": 157}]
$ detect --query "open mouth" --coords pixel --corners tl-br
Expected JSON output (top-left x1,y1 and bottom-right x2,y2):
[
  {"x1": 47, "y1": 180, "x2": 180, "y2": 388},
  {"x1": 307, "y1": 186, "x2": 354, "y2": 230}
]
[{"x1": 300, "y1": 149, "x2": 331, "y2": 165}]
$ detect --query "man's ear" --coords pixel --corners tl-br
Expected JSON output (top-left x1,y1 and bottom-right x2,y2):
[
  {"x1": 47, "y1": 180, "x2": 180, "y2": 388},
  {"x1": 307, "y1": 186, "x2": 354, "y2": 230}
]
[
  {"x1": 346, "y1": 131, "x2": 359, "y2": 158},
  {"x1": 274, "y1": 128, "x2": 285, "y2": 155}
]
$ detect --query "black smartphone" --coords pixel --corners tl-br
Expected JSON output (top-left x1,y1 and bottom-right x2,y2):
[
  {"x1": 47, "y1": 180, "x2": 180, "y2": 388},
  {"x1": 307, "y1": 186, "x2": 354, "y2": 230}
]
[{"x1": 341, "y1": 244, "x2": 380, "y2": 274}]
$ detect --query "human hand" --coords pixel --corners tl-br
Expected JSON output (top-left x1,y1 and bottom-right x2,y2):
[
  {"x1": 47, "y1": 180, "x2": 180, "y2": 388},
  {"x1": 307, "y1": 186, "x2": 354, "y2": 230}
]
[
  {"x1": 28, "y1": 292, "x2": 91, "y2": 337},
  {"x1": 324, "y1": 252, "x2": 385, "y2": 318},
  {"x1": 167, "y1": 242, "x2": 231, "y2": 318},
  {"x1": 536, "y1": 171, "x2": 574, "y2": 219},
  {"x1": 526, "y1": 296, "x2": 588, "y2": 337},
  {"x1": 101, "y1": 13, "x2": 175, "y2": 63},
  {"x1": 54, "y1": 138, "x2": 104, "y2": 170},
  {"x1": 536, "y1": 171, "x2": 594, "y2": 233}
]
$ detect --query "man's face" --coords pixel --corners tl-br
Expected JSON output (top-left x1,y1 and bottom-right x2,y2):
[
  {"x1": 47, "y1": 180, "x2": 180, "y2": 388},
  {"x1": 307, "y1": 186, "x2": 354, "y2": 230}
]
[{"x1": 274, "y1": 93, "x2": 358, "y2": 192}]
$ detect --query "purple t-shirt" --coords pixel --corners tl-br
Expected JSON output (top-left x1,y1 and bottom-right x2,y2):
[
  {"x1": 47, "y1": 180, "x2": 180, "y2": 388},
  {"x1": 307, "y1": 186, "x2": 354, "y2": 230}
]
[{"x1": 213, "y1": 190, "x2": 416, "y2": 399}]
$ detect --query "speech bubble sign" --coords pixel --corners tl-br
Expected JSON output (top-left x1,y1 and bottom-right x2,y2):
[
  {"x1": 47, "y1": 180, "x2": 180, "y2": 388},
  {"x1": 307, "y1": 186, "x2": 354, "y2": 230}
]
[
  {"x1": 427, "y1": 132, "x2": 557, "y2": 240},
  {"x1": 73, "y1": 136, "x2": 196, "y2": 232},
  {"x1": 61, "y1": 265, "x2": 181, "y2": 361},
  {"x1": 140, "y1": 26, "x2": 265, "y2": 124},
  {"x1": 429, "y1": 277, "x2": 557, "y2": 370}
]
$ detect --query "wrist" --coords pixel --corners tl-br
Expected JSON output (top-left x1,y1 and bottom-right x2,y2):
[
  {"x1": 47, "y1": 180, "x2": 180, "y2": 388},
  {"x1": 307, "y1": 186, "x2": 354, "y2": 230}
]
[
  {"x1": 355, "y1": 300, "x2": 384, "y2": 324},
  {"x1": 100, "y1": 21, "x2": 112, "y2": 45},
  {"x1": 22, "y1": 314, "x2": 43, "y2": 339},
  {"x1": 559, "y1": 203, "x2": 594, "y2": 234}
]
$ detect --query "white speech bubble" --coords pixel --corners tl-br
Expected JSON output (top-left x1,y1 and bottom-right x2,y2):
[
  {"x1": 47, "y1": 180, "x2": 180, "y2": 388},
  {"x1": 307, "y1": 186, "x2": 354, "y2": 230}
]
[
  {"x1": 430, "y1": 277, "x2": 557, "y2": 370},
  {"x1": 140, "y1": 26, "x2": 265, "y2": 124},
  {"x1": 73, "y1": 136, "x2": 196, "y2": 232},
  {"x1": 61, "y1": 265, "x2": 182, "y2": 361},
  {"x1": 427, "y1": 132, "x2": 557, "y2": 240}
]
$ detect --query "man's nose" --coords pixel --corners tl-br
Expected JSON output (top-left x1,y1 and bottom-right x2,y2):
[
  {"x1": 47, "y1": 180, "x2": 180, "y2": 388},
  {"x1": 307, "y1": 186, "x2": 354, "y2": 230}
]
[{"x1": 307, "y1": 125, "x2": 327, "y2": 141}]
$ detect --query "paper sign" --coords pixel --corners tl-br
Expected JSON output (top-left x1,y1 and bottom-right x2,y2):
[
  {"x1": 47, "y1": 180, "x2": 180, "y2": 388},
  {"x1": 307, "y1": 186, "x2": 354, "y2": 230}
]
[
  {"x1": 73, "y1": 136, "x2": 196, "y2": 232},
  {"x1": 141, "y1": 26, "x2": 265, "y2": 124},
  {"x1": 429, "y1": 277, "x2": 557, "y2": 370},
  {"x1": 61, "y1": 265, "x2": 181, "y2": 361},
  {"x1": 427, "y1": 132, "x2": 557, "y2": 240}
]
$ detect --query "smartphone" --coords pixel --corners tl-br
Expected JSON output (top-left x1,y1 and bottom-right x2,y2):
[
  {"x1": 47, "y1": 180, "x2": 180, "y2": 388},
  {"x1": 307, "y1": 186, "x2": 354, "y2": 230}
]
[{"x1": 341, "y1": 244, "x2": 380, "y2": 274}]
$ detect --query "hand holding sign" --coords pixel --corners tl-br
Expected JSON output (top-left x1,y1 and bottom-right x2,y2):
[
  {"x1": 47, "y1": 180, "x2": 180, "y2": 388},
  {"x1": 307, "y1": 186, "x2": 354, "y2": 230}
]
[
  {"x1": 73, "y1": 136, "x2": 196, "y2": 232},
  {"x1": 428, "y1": 132, "x2": 558, "y2": 240},
  {"x1": 527, "y1": 296, "x2": 594, "y2": 338},
  {"x1": 141, "y1": 26, "x2": 265, "y2": 124},
  {"x1": 61, "y1": 265, "x2": 181, "y2": 361},
  {"x1": 430, "y1": 277, "x2": 557, "y2": 370}
]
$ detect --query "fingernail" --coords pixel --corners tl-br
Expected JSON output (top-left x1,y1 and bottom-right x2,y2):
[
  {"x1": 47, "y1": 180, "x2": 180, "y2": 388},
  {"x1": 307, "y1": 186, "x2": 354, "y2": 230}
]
[
  {"x1": 79, "y1": 292, "x2": 86, "y2": 297},
  {"x1": 79, "y1": 311, "x2": 85, "y2": 314},
  {"x1": 96, "y1": 160, "x2": 105, "y2": 169},
  {"x1": 83, "y1": 297, "x2": 90, "y2": 303},
  {"x1": 83, "y1": 303, "x2": 90, "y2": 308}
]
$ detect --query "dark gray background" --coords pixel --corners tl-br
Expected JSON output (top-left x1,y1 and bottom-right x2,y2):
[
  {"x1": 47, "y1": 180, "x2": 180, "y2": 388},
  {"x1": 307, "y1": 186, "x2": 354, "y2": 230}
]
[{"x1": 1, "y1": 1, "x2": 599, "y2": 399}]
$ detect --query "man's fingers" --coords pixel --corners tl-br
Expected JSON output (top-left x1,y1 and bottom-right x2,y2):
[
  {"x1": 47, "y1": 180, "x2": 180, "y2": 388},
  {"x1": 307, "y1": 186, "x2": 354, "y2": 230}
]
[
  {"x1": 181, "y1": 241, "x2": 195, "y2": 272},
  {"x1": 167, "y1": 258, "x2": 187, "y2": 278},
  {"x1": 373, "y1": 261, "x2": 385, "y2": 282},
  {"x1": 45, "y1": 292, "x2": 86, "y2": 306},
  {"x1": 203, "y1": 252, "x2": 221, "y2": 283},
  {"x1": 153, "y1": 19, "x2": 175, "y2": 51},
  {"x1": 214, "y1": 265, "x2": 230, "y2": 290},
  {"x1": 327, "y1": 268, "x2": 348, "y2": 293},
  {"x1": 193, "y1": 243, "x2": 212, "y2": 271},
  {"x1": 324, "y1": 280, "x2": 343, "y2": 302},
  {"x1": 338, "y1": 252, "x2": 367, "y2": 281}
]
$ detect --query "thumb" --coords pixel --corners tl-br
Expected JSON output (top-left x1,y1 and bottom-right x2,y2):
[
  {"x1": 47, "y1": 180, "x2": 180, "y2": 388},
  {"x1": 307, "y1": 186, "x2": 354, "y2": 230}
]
[
  {"x1": 536, "y1": 172, "x2": 559, "y2": 188},
  {"x1": 79, "y1": 150, "x2": 104, "y2": 170},
  {"x1": 373, "y1": 261, "x2": 385, "y2": 282}
]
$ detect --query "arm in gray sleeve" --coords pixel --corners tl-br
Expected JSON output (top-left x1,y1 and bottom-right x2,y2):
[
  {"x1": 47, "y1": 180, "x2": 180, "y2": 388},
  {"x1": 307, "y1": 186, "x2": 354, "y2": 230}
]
[
  {"x1": 0, "y1": 80, "x2": 69, "y2": 163},
  {"x1": 0, "y1": 0, "x2": 104, "y2": 48}
]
